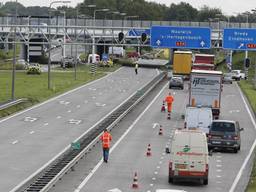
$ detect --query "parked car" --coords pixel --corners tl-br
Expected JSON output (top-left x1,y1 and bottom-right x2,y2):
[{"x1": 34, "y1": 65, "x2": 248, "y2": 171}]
[
  {"x1": 169, "y1": 75, "x2": 184, "y2": 89},
  {"x1": 61, "y1": 56, "x2": 74, "y2": 68},
  {"x1": 231, "y1": 70, "x2": 245, "y2": 81},
  {"x1": 223, "y1": 73, "x2": 233, "y2": 84},
  {"x1": 208, "y1": 120, "x2": 243, "y2": 153}
]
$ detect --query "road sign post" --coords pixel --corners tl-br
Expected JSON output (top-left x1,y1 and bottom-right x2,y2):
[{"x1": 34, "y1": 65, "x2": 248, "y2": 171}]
[{"x1": 150, "y1": 26, "x2": 211, "y2": 49}]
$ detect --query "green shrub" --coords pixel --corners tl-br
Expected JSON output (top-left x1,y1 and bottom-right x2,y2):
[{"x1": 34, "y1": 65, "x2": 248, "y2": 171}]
[
  {"x1": 26, "y1": 64, "x2": 41, "y2": 75},
  {"x1": 15, "y1": 64, "x2": 25, "y2": 70}
]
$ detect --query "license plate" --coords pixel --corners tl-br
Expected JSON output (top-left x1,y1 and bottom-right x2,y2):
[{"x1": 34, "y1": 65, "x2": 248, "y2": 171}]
[
  {"x1": 212, "y1": 141, "x2": 221, "y2": 144},
  {"x1": 175, "y1": 164, "x2": 187, "y2": 169}
]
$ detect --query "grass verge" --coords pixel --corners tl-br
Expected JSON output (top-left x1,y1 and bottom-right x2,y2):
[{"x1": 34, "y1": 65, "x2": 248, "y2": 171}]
[{"x1": 0, "y1": 64, "x2": 120, "y2": 118}]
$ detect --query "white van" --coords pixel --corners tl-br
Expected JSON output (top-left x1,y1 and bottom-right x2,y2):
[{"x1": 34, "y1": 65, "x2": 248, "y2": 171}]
[
  {"x1": 169, "y1": 129, "x2": 209, "y2": 185},
  {"x1": 184, "y1": 106, "x2": 212, "y2": 134}
]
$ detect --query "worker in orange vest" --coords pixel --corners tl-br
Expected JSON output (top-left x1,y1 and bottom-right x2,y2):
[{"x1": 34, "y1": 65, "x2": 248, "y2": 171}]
[
  {"x1": 165, "y1": 92, "x2": 174, "y2": 113},
  {"x1": 100, "y1": 129, "x2": 112, "y2": 163}
]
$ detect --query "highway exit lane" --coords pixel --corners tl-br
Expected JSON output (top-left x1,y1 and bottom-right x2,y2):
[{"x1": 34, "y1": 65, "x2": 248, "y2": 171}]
[{"x1": 75, "y1": 82, "x2": 256, "y2": 192}]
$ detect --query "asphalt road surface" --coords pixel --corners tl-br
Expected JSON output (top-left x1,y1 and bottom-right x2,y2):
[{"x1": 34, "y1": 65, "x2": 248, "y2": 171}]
[
  {"x1": 49, "y1": 81, "x2": 256, "y2": 192},
  {"x1": 0, "y1": 67, "x2": 159, "y2": 192}
]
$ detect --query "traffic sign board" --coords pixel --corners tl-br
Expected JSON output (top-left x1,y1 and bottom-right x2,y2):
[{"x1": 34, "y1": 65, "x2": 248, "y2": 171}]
[
  {"x1": 128, "y1": 29, "x2": 150, "y2": 36},
  {"x1": 223, "y1": 28, "x2": 256, "y2": 50},
  {"x1": 150, "y1": 26, "x2": 211, "y2": 49}
]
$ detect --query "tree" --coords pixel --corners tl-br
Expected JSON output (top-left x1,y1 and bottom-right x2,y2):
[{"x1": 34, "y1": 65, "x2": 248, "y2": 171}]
[{"x1": 197, "y1": 6, "x2": 222, "y2": 22}]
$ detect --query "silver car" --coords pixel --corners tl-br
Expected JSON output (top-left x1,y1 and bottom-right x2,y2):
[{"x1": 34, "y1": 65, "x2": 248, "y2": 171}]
[
  {"x1": 223, "y1": 73, "x2": 233, "y2": 84},
  {"x1": 169, "y1": 76, "x2": 184, "y2": 89}
]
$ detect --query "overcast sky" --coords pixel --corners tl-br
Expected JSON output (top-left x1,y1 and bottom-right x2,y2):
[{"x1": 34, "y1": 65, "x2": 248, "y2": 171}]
[{"x1": 1, "y1": 0, "x2": 255, "y2": 15}]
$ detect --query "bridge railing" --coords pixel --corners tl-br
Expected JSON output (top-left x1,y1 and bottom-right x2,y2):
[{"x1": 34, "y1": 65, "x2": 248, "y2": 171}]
[{"x1": 1, "y1": 16, "x2": 256, "y2": 29}]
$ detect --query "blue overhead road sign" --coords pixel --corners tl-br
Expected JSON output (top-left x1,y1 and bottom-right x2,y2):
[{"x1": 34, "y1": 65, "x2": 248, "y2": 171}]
[
  {"x1": 223, "y1": 28, "x2": 256, "y2": 50},
  {"x1": 128, "y1": 29, "x2": 150, "y2": 36},
  {"x1": 150, "y1": 26, "x2": 211, "y2": 49}
]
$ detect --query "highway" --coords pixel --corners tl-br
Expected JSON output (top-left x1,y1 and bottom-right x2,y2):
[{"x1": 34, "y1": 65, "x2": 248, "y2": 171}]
[
  {"x1": 0, "y1": 67, "x2": 159, "y2": 192},
  {"x1": 48, "y1": 81, "x2": 256, "y2": 192}
]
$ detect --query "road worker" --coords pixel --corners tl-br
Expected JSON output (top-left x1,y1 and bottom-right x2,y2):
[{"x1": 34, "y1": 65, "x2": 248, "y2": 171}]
[
  {"x1": 100, "y1": 129, "x2": 112, "y2": 163},
  {"x1": 135, "y1": 63, "x2": 139, "y2": 75},
  {"x1": 165, "y1": 92, "x2": 174, "y2": 113}
]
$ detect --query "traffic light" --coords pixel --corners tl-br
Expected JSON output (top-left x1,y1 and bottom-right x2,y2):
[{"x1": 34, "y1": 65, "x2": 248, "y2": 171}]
[
  {"x1": 141, "y1": 32, "x2": 147, "y2": 43},
  {"x1": 118, "y1": 32, "x2": 124, "y2": 42},
  {"x1": 245, "y1": 58, "x2": 250, "y2": 68}
]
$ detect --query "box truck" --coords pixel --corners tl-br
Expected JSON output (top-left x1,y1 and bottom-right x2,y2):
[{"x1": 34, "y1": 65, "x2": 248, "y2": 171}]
[
  {"x1": 173, "y1": 51, "x2": 192, "y2": 77},
  {"x1": 192, "y1": 54, "x2": 215, "y2": 70},
  {"x1": 189, "y1": 70, "x2": 223, "y2": 119}
]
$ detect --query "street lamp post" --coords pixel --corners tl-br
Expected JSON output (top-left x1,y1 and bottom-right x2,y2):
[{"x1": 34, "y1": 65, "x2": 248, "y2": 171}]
[
  {"x1": 27, "y1": 15, "x2": 31, "y2": 64},
  {"x1": 60, "y1": 11, "x2": 66, "y2": 68},
  {"x1": 92, "y1": 8, "x2": 109, "y2": 63},
  {"x1": 48, "y1": 0, "x2": 70, "y2": 89}
]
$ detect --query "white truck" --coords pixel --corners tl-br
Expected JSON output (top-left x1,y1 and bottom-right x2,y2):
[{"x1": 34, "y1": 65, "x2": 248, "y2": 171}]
[
  {"x1": 108, "y1": 47, "x2": 125, "y2": 57},
  {"x1": 189, "y1": 70, "x2": 223, "y2": 119}
]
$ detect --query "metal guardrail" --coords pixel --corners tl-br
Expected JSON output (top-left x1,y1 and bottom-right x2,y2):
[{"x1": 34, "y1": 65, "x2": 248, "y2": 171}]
[
  {"x1": 12, "y1": 71, "x2": 166, "y2": 192},
  {"x1": 0, "y1": 98, "x2": 28, "y2": 111}
]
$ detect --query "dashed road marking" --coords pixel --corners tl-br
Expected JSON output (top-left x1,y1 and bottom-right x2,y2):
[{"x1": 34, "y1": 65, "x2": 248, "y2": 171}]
[
  {"x1": 68, "y1": 119, "x2": 82, "y2": 125},
  {"x1": 157, "y1": 166, "x2": 160, "y2": 169},
  {"x1": 12, "y1": 140, "x2": 18, "y2": 145},
  {"x1": 150, "y1": 183, "x2": 154, "y2": 187},
  {"x1": 159, "y1": 161, "x2": 162, "y2": 164},
  {"x1": 59, "y1": 101, "x2": 70, "y2": 105},
  {"x1": 217, "y1": 156, "x2": 222, "y2": 158},
  {"x1": 152, "y1": 177, "x2": 156, "y2": 180},
  {"x1": 216, "y1": 164, "x2": 222, "y2": 167},
  {"x1": 24, "y1": 117, "x2": 37, "y2": 122},
  {"x1": 216, "y1": 175, "x2": 222, "y2": 178},
  {"x1": 84, "y1": 100, "x2": 88, "y2": 104},
  {"x1": 160, "y1": 156, "x2": 164, "y2": 160},
  {"x1": 154, "y1": 171, "x2": 158, "y2": 175},
  {"x1": 216, "y1": 160, "x2": 222, "y2": 163},
  {"x1": 216, "y1": 181, "x2": 222, "y2": 184},
  {"x1": 67, "y1": 110, "x2": 71, "y2": 113},
  {"x1": 57, "y1": 116, "x2": 62, "y2": 119},
  {"x1": 216, "y1": 169, "x2": 222, "y2": 172},
  {"x1": 77, "y1": 105, "x2": 81, "y2": 108},
  {"x1": 44, "y1": 123, "x2": 49, "y2": 126},
  {"x1": 92, "y1": 96, "x2": 96, "y2": 99},
  {"x1": 29, "y1": 131, "x2": 35, "y2": 134}
]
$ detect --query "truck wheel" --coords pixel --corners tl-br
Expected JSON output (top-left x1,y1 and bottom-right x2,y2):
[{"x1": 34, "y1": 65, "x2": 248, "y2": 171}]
[
  {"x1": 234, "y1": 148, "x2": 238, "y2": 153},
  {"x1": 168, "y1": 176, "x2": 173, "y2": 183},
  {"x1": 203, "y1": 179, "x2": 208, "y2": 185}
]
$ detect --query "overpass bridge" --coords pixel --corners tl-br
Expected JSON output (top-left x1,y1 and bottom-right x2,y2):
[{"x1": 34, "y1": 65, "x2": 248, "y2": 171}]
[{"x1": 0, "y1": 16, "x2": 254, "y2": 61}]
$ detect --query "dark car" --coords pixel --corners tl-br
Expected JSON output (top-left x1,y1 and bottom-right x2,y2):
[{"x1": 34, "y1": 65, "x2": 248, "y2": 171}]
[
  {"x1": 208, "y1": 120, "x2": 243, "y2": 153},
  {"x1": 61, "y1": 56, "x2": 74, "y2": 68},
  {"x1": 169, "y1": 76, "x2": 184, "y2": 89}
]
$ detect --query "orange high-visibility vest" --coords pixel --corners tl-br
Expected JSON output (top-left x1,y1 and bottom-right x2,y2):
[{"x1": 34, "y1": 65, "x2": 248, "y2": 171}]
[
  {"x1": 165, "y1": 95, "x2": 174, "y2": 112},
  {"x1": 100, "y1": 132, "x2": 112, "y2": 148}
]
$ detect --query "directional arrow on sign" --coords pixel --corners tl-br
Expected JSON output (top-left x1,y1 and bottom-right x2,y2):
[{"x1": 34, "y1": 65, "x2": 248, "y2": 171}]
[
  {"x1": 238, "y1": 43, "x2": 244, "y2": 49},
  {"x1": 108, "y1": 188, "x2": 122, "y2": 192},
  {"x1": 156, "y1": 40, "x2": 161, "y2": 46},
  {"x1": 200, "y1": 41, "x2": 205, "y2": 47}
]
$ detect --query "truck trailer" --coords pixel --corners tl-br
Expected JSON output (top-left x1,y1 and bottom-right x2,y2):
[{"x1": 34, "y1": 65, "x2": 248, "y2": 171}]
[
  {"x1": 189, "y1": 70, "x2": 223, "y2": 119},
  {"x1": 172, "y1": 51, "x2": 192, "y2": 78}
]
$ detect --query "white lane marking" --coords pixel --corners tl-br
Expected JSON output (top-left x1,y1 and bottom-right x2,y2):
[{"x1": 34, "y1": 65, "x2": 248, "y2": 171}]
[
  {"x1": 150, "y1": 183, "x2": 154, "y2": 186},
  {"x1": 73, "y1": 82, "x2": 169, "y2": 192},
  {"x1": 57, "y1": 116, "x2": 62, "y2": 119},
  {"x1": 229, "y1": 83, "x2": 256, "y2": 192},
  {"x1": 77, "y1": 105, "x2": 81, "y2": 108},
  {"x1": 217, "y1": 156, "x2": 222, "y2": 158},
  {"x1": 157, "y1": 166, "x2": 160, "y2": 169},
  {"x1": 152, "y1": 177, "x2": 156, "y2": 180},
  {"x1": 229, "y1": 109, "x2": 240, "y2": 113},
  {"x1": 216, "y1": 175, "x2": 222, "y2": 178},
  {"x1": 29, "y1": 131, "x2": 35, "y2": 134},
  {"x1": 226, "y1": 94, "x2": 235, "y2": 97},
  {"x1": 152, "y1": 123, "x2": 159, "y2": 129},
  {"x1": 88, "y1": 88, "x2": 96, "y2": 91},
  {"x1": 12, "y1": 140, "x2": 18, "y2": 145},
  {"x1": 159, "y1": 161, "x2": 162, "y2": 164},
  {"x1": 84, "y1": 100, "x2": 88, "y2": 104},
  {"x1": 92, "y1": 96, "x2": 96, "y2": 99},
  {"x1": 217, "y1": 181, "x2": 222, "y2": 184},
  {"x1": 44, "y1": 123, "x2": 49, "y2": 126},
  {"x1": 154, "y1": 171, "x2": 158, "y2": 175},
  {"x1": 59, "y1": 101, "x2": 70, "y2": 105},
  {"x1": 216, "y1": 164, "x2": 222, "y2": 168},
  {"x1": 68, "y1": 119, "x2": 82, "y2": 125},
  {"x1": 24, "y1": 117, "x2": 37, "y2": 122},
  {"x1": 67, "y1": 110, "x2": 71, "y2": 113},
  {"x1": 1, "y1": 67, "x2": 123, "y2": 125},
  {"x1": 216, "y1": 169, "x2": 222, "y2": 172},
  {"x1": 160, "y1": 157, "x2": 164, "y2": 160},
  {"x1": 216, "y1": 160, "x2": 222, "y2": 163},
  {"x1": 95, "y1": 103, "x2": 106, "y2": 107}
]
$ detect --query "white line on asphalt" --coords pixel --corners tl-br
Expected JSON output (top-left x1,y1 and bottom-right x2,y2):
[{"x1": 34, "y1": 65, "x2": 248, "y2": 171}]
[
  {"x1": 157, "y1": 166, "x2": 160, "y2": 169},
  {"x1": 216, "y1": 160, "x2": 222, "y2": 163},
  {"x1": 217, "y1": 181, "x2": 222, "y2": 184},
  {"x1": 216, "y1": 169, "x2": 222, "y2": 172},
  {"x1": 217, "y1": 156, "x2": 222, "y2": 158},
  {"x1": 152, "y1": 177, "x2": 156, "y2": 180},
  {"x1": 12, "y1": 140, "x2": 18, "y2": 145},
  {"x1": 77, "y1": 105, "x2": 81, "y2": 108},
  {"x1": 30, "y1": 131, "x2": 35, "y2": 134},
  {"x1": 73, "y1": 82, "x2": 169, "y2": 192},
  {"x1": 150, "y1": 184, "x2": 154, "y2": 186},
  {"x1": 67, "y1": 110, "x2": 71, "y2": 113},
  {"x1": 216, "y1": 175, "x2": 222, "y2": 178},
  {"x1": 57, "y1": 116, "x2": 62, "y2": 119},
  {"x1": 216, "y1": 164, "x2": 222, "y2": 167},
  {"x1": 44, "y1": 123, "x2": 49, "y2": 126},
  {"x1": 160, "y1": 156, "x2": 164, "y2": 160},
  {"x1": 154, "y1": 171, "x2": 158, "y2": 175},
  {"x1": 229, "y1": 83, "x2": 256, "y2": 192},
  {"x1": 159, "y1": 161, "x2": 162, "y2": 164},
  {"x1": 0, "y1": 68, "x2": 123, "y2": 125}
]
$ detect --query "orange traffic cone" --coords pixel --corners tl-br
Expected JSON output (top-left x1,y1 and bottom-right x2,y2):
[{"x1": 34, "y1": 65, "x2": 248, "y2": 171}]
[
  {"x1": 161, "y1": 101, "x2": 166, "y2": 112},
  {"x1": 159, "y1": 125, "x2": 163, "y2": 135},
  {"x1": 132, "y1": 172, "x2": 139, "y2": 188},
  {"x1": 167, "y1": 112, "x2": 171, "y2": 120},
  {"x1": 146, "y1": 144, "x2": 152, "y2": 156}
]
